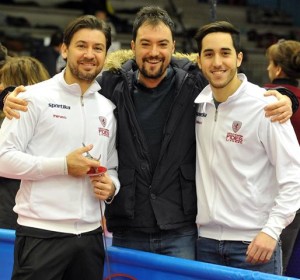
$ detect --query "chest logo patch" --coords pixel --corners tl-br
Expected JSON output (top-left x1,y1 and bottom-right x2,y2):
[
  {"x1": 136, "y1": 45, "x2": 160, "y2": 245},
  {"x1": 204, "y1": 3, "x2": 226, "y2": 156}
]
[
  {"x1": 99, "y1": 116, "x2": 107, "y2": 127},
  {"x1": 232, "y1": 121, "x2": 242, "y2": 133},
  {"x1": 226, "y1": 121, "x2": 243, "y2": 144}
]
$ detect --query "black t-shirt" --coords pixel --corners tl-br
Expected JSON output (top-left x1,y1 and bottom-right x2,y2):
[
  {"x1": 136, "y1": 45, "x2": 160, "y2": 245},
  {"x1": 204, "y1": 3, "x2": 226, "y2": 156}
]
[{"x1": 132, "y1": 68, "x2": 176, "y2": 168}]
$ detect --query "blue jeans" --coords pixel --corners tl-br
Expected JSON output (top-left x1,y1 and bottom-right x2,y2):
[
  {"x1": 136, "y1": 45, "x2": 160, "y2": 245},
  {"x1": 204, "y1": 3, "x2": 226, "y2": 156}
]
[
  {"x1": 196, "y1": 237, "x2": 282, "y2": 275},
  {"x1": 112, "y1": 225, "x2": 198, "y2": 260}
]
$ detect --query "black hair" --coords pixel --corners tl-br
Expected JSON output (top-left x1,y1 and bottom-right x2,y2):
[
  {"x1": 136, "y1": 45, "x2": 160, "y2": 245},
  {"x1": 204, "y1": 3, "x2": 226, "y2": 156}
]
[
  {"x1": 194, "y1": 21, "x2": 241, "y2": 55},
  {"x1": 132, "y1": 6, "x2": 175, "y2": 42}
]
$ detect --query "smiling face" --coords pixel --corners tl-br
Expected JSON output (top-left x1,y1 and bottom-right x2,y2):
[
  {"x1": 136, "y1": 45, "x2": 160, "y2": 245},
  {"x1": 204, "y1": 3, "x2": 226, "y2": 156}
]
[
  {"x1": 61, "y1": 28, "x2": 107, "y2": 90},
  {"x1": 131, "y1": 22, "x2": 175, "y2": 88},
  {"x1": 198, "y1": 32, "x2": 243, "y2": 101}
]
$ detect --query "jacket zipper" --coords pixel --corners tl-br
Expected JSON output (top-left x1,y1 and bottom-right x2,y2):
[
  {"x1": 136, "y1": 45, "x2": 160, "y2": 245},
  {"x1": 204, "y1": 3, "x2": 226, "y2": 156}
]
[
  {"x1": 80, "y1": 94, "x2": 86, "y2": 217},
  {"x1": 211, "y1": 105, "x2": 219, "y2": 219},
  {"x1": 80, "y1": 95, "x2": 84, "y2": 106},
  {"x1": 214, "y1": 108, "x2": 218, "y2": 122},
  {"x1": 122, "y1": 73, "x2": 151, "y2": 168}
]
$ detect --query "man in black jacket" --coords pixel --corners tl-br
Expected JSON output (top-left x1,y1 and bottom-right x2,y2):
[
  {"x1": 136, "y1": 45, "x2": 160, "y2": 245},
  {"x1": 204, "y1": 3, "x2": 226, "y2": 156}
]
[
  {"x1": 1, "y1": 6, "x2": 297, "y2": 260},
  {"x1": 97, "y1": 6, "x2": 206, "y2": 260}
]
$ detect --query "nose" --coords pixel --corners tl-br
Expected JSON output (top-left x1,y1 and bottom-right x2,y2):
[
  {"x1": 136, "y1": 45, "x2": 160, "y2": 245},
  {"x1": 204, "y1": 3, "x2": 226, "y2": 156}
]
[
  {"x1": 212, "y1": 54, "x2": 222, "y2": 66},
  {"x1": 149, "y1": 45, "x2": 159, "y2": 56},
  {"x1": 84, "y1": 47, "x2": 95, "y2": 58}
]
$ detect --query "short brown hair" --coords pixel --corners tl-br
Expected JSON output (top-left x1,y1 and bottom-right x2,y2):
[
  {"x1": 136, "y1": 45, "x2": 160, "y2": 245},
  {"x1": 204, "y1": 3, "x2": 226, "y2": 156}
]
[{"x1": 63, "y1": 15, "x2": 111, "y2": 52}]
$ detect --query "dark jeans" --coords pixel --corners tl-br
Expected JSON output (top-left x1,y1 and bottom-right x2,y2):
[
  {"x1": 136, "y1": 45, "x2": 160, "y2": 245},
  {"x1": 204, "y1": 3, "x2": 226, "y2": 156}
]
[
  {"x1": 281, "y1": 211, "x2": 300, "y2": 274},
  {"x1": 196, "y1": 237, "x2": 282, "y2": 275},
  {"x1": 112, "y1": 224, "x2": 198, "y2": 260}
]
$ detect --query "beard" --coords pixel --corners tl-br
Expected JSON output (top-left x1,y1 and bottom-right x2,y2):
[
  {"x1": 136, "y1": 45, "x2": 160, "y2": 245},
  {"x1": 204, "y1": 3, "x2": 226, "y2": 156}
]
[
  {"x1": 203, "y1": 67, "x2": 238, "y2": 90},
  {"x1": 138, "y1": 57, "x2": 166, "y2": 80},
  {"x1": 69, "y1": 60, "x2": 99, "y2": 82}
]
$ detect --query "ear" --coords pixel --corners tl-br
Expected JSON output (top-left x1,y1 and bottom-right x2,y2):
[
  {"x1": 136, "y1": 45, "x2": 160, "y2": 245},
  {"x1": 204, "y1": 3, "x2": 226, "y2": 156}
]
[
  {"x1": 61, "y1": 43, "x2": 68, "y2": 60},
  {"x1": 131, "y1": 40, "x2": 135, "y2": 51},
  {"x1": 172, "y1": 40, "x2": 176, "y2": 54},
  {"x1": 275, "y1": 65, "x2": 283, "y2": 77},
  {"x1": 197, "y1": 55, "x2": 202, "y2": 70},
  {"x1": 237, "y1": 52, "x2": 243, "y2": 68}
]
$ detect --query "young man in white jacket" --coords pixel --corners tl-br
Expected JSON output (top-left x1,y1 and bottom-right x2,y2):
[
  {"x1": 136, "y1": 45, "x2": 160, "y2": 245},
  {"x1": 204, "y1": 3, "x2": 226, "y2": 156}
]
[
  {"x1": 0, "y1": 15, "x2": 119, "y2": 280},
  {"x1": 194, "y1": 20, "x2": 300, "y2": 275}
]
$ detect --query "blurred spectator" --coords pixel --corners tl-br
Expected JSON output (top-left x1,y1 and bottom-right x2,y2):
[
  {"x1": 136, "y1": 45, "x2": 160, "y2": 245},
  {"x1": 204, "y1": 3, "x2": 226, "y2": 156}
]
[
  {"x1": 0, "y1": 42, "x2": 9, "y2": 71},
  {"x1": 0, "y1": 42, "x2": 10, "y2": 126},
  {"x1": 82, "y1": 0, "x2": 121, "y2": 53},
  {"x1": 264, "y1": 39, "x2": 300, "y2": 143},
  {"x1": 94, "y1": 4, "x2": 117, "y2": 37},
  {"x1": 0, "y1": 56, "x2": 50, "y2": 93},
  {"x1": 32, "y1": 30, "x2": 66, "y2": 76},
  {"x1": 82, "y1": 0, "x2": 131, "y2": 33},
  {"x1": 264, "y1": 39, "x2": 300, "y2": 275},
  {"x1": 0, "y1": 55, "x2": 50, "y2": 229}
]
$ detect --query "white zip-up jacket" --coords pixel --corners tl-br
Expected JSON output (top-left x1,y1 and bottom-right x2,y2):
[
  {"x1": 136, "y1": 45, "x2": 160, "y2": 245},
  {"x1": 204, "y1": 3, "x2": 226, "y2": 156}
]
[
  {"x1": 0, "y1": 71, "x2": 120, "y2": 234},
  {"x1": 194, "y1": 74, "x2": 300, "y2": 241}
]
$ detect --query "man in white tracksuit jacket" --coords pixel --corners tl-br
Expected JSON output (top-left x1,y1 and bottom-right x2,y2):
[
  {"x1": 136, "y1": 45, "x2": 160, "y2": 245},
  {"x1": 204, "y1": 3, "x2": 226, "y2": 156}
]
[
  {"x1": 0, "y1": 71, "x2": 119, "y2": 233},
  {"x1": 194, "y1": 21, "x2": 300, "y2": 275},
  {"x1": 0, "y1": 15, "x2": 119, "y2": 280}
]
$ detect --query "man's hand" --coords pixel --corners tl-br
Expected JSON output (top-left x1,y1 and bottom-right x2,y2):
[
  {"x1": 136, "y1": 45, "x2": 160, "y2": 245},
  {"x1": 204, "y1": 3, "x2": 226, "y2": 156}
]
[
  {"x1": 90, "y1": 174, "x2": 116, "y2": 201},
  {"x1": 66, "y1": 144, "x2": 100, "y2": 177},
  {"x1": 264, "y1": 90, "x2": 292, "y2": 123},
  {"x1": 3, "y1": 85, "x2": 28, "y2": 119},
  {"x1": 246, "y1": 232, "x2": 277, "y2": 264}
]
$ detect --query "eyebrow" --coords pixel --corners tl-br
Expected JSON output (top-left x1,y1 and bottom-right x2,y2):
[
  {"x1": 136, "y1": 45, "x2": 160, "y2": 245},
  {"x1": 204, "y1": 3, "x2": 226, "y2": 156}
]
[
  {"x1": 139, "y1": 38, "x2": 170, "y2": 43},
  {"x1": 203, "y1": 47, "x2": 232, "y2": 52},
  {"x1": 75, "y1": 40, "x2": 105, "y2": 47},
  {"x1": 220, "y1": 47, "x2": 232, "y2": 51}
]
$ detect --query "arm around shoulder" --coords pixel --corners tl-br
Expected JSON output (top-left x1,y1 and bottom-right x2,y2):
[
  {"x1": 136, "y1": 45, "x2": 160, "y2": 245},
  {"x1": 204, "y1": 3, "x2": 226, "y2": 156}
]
[{"x1": 1, "y1": 86, "x2": 28, "y2": 119}]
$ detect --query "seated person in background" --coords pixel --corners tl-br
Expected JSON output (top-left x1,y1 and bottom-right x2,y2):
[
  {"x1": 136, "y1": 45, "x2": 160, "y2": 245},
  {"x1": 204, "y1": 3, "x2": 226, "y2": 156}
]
[
  {"x1": 0, "y1": 56, "x2": 50, "y2": 230},
  {"x1": 82, "y1": 0, "x2": 131, "y2": 33},
  {"x1": 32, "y1": 30, "x2": 65, "y2": 76},
  {"x1": 264, "y1": 39, "x2": 300, "y2": 275},
  {"x1": 82, "y1": 0, "x2": 121, "y2": 53}
]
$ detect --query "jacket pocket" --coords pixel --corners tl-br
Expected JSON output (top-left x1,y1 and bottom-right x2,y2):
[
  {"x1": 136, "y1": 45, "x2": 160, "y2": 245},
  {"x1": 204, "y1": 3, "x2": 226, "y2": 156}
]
[
  {"x1": 105, "y1": 168, "x2": 136, "y2": 219},
  {"x1": 180, "y1": 163, "x2": 197, "y2": 215}
]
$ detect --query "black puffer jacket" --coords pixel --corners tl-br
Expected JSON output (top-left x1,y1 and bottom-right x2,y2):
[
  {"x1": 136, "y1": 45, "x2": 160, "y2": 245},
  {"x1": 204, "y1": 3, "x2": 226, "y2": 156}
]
[{"x1": 98, "y1": 50, "x2": 207, "y2": 233}]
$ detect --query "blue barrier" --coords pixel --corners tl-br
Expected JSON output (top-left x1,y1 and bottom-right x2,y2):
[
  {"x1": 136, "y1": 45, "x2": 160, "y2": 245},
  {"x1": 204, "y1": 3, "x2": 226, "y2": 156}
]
[
  {"x1": 1, "y1": 228, "x2": 299, "y2": 280},
  {"x1": 0, "y1": 229, "x2": 14, "y2": 280},
  {"x1": 103, "y1": 246, "x2": 298, "y2": 280}
]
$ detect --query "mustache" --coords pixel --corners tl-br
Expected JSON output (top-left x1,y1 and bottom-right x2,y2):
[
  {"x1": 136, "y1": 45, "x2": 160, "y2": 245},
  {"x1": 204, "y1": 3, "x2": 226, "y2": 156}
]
[
  {"x1": 142, "y1": 56, "x2": 163, "y2": 62},
  {"x1": 79, "y1": 59, "x2": 97, "y2": 63}
]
